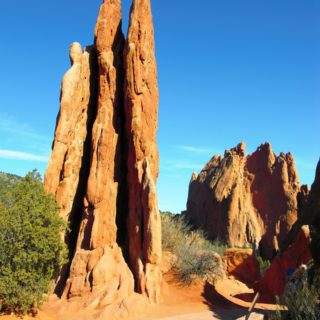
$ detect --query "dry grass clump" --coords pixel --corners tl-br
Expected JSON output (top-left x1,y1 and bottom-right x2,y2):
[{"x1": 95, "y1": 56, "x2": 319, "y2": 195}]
[{"x1": 161, "y1": 213, "x2": 226, "y2": 284}]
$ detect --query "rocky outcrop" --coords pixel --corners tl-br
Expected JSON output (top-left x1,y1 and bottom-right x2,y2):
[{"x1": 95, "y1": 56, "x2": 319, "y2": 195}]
[
  {"x1": 45, "y1": 0, "x2": 161, "y2": 318},
  {"x1": 223, "y1": 249, "x2": 260, "y2": 286},
  {"x1": 124, "y1": 0, "x2": 161, "y2": 303},
  {"x1": 281, "y1": 160, "x2": 320, "y2": 265},
  {"x1": 186, "y1": 142, "x2": 301, "y2": 258},
  {"x1": 254, "y1": 226, "x2": 312, "y2": 299}
]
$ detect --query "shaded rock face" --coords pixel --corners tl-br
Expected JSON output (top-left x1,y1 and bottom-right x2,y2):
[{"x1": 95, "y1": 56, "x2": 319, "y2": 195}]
[
  {"x1": 254, "y1": 226, "x2": 312, "y2": 300},
  {"x1": 223, "y1": 249, "x2": 260, "y2": 286},
  {"x1": 186, "y1": 142, "x2": 301, "y2": 258},
  {"x1": 281, "y1": 160, "x2": 320, "y2": 266},
  {"x1": 45, "y1": 0, "x2": 161, "y2": 318}
]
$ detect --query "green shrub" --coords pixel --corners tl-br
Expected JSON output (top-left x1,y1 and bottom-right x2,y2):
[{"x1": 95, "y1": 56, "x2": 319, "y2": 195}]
[
  {"x1": 0, "y1": 170, "x2": 67, "y2": 314},
  {"x1": 0, "y1": 172, "x2": 22, "y2": 203},
  {"x1": 272, "y1": 266, "x2": 320, "y2": 320},
  {"x1": 161, "y1": 214, "x2": 225, "y2": 284},
  {"x1": 256, "y1": 256, "x2": 271, "y2": 278}
]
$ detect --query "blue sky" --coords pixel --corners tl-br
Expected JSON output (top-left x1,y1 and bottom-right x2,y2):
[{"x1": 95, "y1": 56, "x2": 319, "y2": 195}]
[{"x1": 0, "y1": 0, "x2": 319, "y2": 213}]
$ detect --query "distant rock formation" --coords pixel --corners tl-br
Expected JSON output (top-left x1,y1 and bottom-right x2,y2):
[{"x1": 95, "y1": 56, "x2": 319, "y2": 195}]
[
  {"x1": 186, "y1": 142, "x2": 302, "y2": 258},
  {"x1": 254, "y1": 159, "x2": 320, "y2": 301},
  {"x1": 44, "y1": 0, "x2": 161, "y2": 318}
]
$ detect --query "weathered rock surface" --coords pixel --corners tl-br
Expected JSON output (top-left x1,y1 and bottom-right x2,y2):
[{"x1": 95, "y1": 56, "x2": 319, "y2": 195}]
[
  {"x1": 254, "y1": 226, "x2": 312, "y2": 299},
  {"x1": 281, "y1": 160, "x2": 320, "y2": 267},
  {"x1": 62, "y1": 1, "x2": 134, "y2": 310},
  {"x1": 45, "y1": 0, "x2": 161, "y2": 318},
  {"x1": 186, "y1": 142, "x2": 301, "y2": 258},
  {"x1": 223, "y1": 249, "x2": 260, "y2": 286},
  {"x1": 124, "y1": 0, "x2": 162, "y2": 303},
  {"x1": 44, "y1": 42, "x2": 96, "y2": 222}
]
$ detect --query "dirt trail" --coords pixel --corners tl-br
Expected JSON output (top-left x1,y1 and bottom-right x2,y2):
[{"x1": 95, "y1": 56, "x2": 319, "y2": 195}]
[
  {"x1": 135, "y1": 309, "x2": 264, "y2": 320},
  {"x1": 133, "y1": 273, "x2": 266, "y2": 320},
  {"x1": 0, "y1": 274, "x2": 269, "y2": 320}
]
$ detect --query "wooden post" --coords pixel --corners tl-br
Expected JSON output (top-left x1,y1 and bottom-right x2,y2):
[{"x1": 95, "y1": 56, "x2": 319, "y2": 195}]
[{"x1": 245, "y1": 292, "x2": 260, "y2": 320}]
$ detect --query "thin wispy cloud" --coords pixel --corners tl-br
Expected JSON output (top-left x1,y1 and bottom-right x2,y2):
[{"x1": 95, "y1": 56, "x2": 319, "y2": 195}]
[
  {"x1": 161, "y1": 159, "x2": 204, "y2": 171},
  {"x1": 0, "y1": 149, "x2": 49, "y2": 163},
  {"x1": 0, "y1": 114, "x2": 52, "y2": 155},
  {"x1": 176, "y1": 145, "x2": 220, "y2": 155},
  {"x1": 0, "y1": 115, "x2": 48, "y2": 141}
]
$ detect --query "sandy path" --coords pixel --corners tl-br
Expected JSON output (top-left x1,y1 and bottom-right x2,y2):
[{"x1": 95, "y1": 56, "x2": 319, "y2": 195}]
[
  {"x1": 135, "y1": 309, "x2": 265, "y2": 320},
  {"x1": 0, "y1": 274, "x2": 270, "y2": 320},
  {"x1": 133, "y1": 274, "x2": 267, "y2": 320}
]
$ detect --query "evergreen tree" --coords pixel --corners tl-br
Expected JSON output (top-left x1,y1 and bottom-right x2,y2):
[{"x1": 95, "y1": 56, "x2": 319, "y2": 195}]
[{"x1": 0, "y1": 170, "x2": 67, "y2": 314}]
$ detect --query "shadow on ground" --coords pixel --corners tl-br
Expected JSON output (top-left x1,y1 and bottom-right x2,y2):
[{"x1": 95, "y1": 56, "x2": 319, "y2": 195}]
[{"x1": 202, "y1": 282, "x2": 269, "y2": 319}]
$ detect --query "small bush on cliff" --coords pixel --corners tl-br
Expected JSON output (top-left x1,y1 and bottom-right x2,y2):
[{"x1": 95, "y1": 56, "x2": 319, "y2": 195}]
[
  {"x1": 0, "y1": 170, "x2": 67, "y2": 314},
  {"x1": 256, "y1": 256, "x2": 271, "y2": 277},
  {"x1": 161, "y1": 214, "x2": 225, "y2": 284}
]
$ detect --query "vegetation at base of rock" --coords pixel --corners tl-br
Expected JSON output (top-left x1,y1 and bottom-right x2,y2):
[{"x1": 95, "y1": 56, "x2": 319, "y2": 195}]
[
  {"x1": 0, "y1": 172, "x2": 22, "y2": 202},
  {"x1": 256, "y1": 256, "x2": 271, "y2": 277},
  {"x1": 0, "y1": 170, "x2": 67, "y2": 314},
  {"x1": 272, "y1": 266, "x2": 320, "y2": 320},
  {"x1": 161, "y1": 214, "x2": 226, "y2": 284}
]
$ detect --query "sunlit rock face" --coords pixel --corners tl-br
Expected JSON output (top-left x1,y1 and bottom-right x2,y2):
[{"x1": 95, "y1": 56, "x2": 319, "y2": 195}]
[
  {"x1": 186, "y1": 142, "x2": 302, "y2": 259},
  {"x1": 45, "y1": 0, "x2": 161, "y2": 318},
  {"x1": 124, "y1": 0, "x2": 161, "y2": 304}
]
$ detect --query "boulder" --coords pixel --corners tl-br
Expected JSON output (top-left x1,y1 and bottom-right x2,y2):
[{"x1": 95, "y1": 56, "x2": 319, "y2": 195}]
[{"x1": 223, "y1": 248, "x2": 260, "y2": 286}]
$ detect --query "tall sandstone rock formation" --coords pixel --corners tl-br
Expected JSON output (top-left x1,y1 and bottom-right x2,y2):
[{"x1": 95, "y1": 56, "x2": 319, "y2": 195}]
[
  {"x1": 124, "y1": 0, "x2": 161, "y2": 303},
  {"x1": 186, "y1": 142, "x2": 301, "y2": 258},
  {"x1": 44, "y1": 0, "x2": 161, "y2": 318}
]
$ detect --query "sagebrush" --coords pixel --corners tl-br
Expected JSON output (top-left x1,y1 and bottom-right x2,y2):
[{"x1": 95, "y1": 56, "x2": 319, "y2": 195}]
[{"x1": 162, "y1": 213, "x2": 226, "y2": 284}]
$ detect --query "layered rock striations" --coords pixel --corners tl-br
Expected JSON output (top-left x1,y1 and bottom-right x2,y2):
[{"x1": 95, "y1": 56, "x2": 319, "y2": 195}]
[
  {"x1": 186, "y1": 142, "x2": 301, "y2": 258},
  {"x1": 45, "y1": 0, "x2": 161, "y2": 318}
]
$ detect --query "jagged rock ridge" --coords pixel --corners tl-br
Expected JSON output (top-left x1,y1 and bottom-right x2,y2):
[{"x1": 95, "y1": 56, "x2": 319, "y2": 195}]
[
  {"x1": 44, "y1": 0, "x2": 161, "y2": 318},
  {"x1": 186, "y1": 142, "x2": 302, "y2": 258}
]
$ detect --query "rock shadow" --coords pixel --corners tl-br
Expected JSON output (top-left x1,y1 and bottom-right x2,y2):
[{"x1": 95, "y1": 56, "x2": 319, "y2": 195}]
[{"x1": 202, "y1": 282, "x2": 257, "y2": 319}]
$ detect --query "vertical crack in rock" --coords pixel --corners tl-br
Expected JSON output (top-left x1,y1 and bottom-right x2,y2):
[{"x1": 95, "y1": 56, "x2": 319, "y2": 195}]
[
  {"x1": 124, "y1": 0, "x2": 162, "y2": 304},
  {"x1": 186, "y1": 142, "x2": 301, "y2": 259}
]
